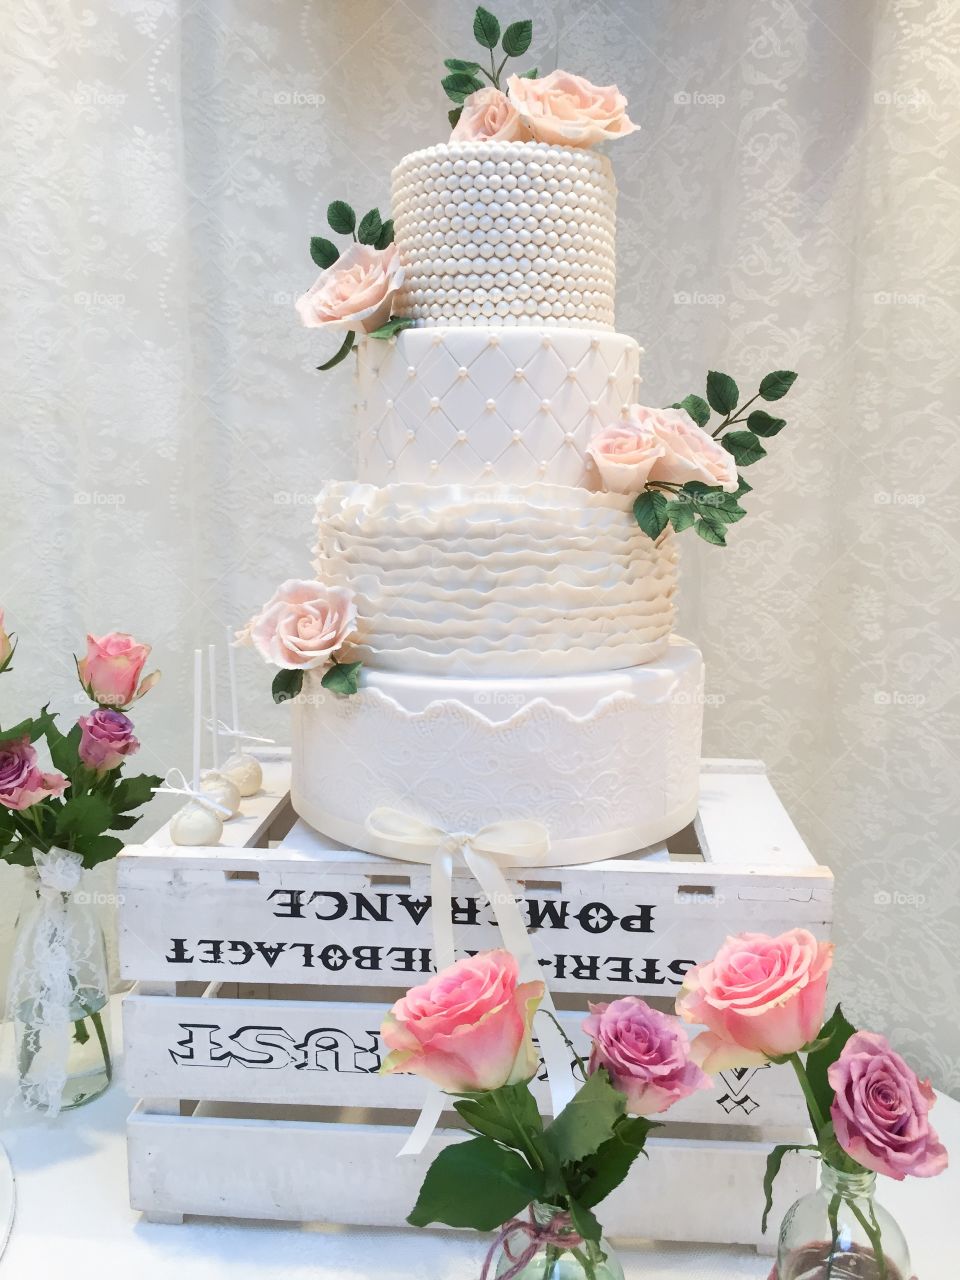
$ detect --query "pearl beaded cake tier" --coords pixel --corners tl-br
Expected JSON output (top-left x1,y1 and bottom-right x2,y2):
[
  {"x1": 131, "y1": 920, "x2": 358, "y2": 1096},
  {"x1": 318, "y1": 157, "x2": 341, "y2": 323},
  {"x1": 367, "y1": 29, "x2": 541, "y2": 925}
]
[
  {"x1": 391, "y1": 141, "x2": 617, "y2": 329},
  {"x1": 291, "y1": 638, "x2": 704, "y2": 862},
  {"x1": 356, "y1": 327, "x2": 641, "y2": 485},
  {"x1": 314, "y1": 481, "x2": 677, "y2": 677}
]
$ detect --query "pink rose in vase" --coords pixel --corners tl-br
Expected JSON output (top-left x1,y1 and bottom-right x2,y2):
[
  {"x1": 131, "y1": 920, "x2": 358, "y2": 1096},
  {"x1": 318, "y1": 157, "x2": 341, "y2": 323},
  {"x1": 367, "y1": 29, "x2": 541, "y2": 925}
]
[
  {"x1": 506, "y1": 70, "x2": 638, "y2": 148},
  {"x1": 77, "y1": 708, "x2": 141, "y2": 773},
  {"x1": 239, "y1": 579, "x2": 357, "y2": 671},
  {"x1": 451, "y1": 87, "x2": 530, "y2": 143},
  {"x1": 295, "y1": 242, "x2": 404, "y2": 335},
  {"x1": 828, "y1": 1032, "x2": 948, "y2": 1180},
  {"x1": 0, "y1": 737, "x2": 68, "y2": 811},
  {"x1": 676, "y1": 929, "x2": 834, "y2": 1070},
  {"x1": 381, "y1": 950, "x2": 544, "y2": 1093},
  {"x1": 584, "y1": 996, "x2": 711, "y2": 1115},
  {"x1": 587, "y1": 415, "x2": 667, "y2": 495},
  {"x1": 77, "y1": 632, "x2": 160, "y2": 710}
]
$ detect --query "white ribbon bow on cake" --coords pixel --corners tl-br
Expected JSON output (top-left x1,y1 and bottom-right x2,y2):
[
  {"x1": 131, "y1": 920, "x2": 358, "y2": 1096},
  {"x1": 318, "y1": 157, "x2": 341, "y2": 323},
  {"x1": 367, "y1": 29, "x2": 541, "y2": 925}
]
[{"x1": 365, "y1": 808, "x2": 577, "y2": 1155}]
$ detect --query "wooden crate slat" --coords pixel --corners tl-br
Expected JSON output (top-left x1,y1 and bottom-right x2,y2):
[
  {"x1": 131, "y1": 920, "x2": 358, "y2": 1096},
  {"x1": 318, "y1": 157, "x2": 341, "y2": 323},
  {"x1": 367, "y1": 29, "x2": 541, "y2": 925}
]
[
  {"x1": 123, "y1": 985, "x2": 807, "y2": 1128},
  {"x1": 127, "y1": 1101, "x2": 812, "y2": 1248}
]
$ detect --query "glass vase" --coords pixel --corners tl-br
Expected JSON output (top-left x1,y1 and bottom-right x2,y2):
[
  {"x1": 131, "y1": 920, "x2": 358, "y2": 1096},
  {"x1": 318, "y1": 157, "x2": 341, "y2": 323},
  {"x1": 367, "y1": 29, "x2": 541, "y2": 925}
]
[
  {"x1": 487, "y1": 1202, "x2": 624, "y2": 1280},
  {"x1": 776, "y1": 1164, "x2": 912, "y2": 1280},
  {"x1": 9, "y1": 864, "x2": 113, "y2": 1113}
]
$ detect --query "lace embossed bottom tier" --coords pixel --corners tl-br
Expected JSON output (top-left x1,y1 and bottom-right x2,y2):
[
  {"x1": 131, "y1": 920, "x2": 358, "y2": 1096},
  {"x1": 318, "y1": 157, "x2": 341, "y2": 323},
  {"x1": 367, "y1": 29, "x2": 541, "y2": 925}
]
[{"x1": 291, "y1": 637, "x2": 703, "y2": 862}]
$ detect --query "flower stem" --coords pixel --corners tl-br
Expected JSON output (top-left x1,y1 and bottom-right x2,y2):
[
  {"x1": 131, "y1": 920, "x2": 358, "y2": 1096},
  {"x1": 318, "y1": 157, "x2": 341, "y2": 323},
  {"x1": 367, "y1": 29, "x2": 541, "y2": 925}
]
[{"x1": 789, "y1": 1052, "x2": 827, "y2": 1135}]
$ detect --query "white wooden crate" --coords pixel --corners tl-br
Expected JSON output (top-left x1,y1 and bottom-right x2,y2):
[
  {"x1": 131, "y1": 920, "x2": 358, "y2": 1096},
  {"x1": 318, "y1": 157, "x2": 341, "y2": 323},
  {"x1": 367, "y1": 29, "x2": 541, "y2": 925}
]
[{"x1": 120, "y1": 756, "x2": 831, "y2": 1249}]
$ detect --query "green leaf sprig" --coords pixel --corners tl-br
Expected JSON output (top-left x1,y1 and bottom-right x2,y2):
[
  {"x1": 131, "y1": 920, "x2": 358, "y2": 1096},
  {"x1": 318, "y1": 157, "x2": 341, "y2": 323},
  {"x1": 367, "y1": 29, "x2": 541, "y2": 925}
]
[
  {"x1": 443, "y1": 7, "x2": 536, "y2": 129},
  {"x1": 633, "y1": 369, "x2": 798, "y2": 547},
  {"x1": 271, "y1": 659, "x2": 363, "y2": 704}
]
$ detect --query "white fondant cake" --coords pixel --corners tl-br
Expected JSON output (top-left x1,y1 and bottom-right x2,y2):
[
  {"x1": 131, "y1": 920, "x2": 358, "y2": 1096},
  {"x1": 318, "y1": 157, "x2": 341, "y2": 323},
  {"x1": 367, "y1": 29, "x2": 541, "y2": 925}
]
[
  {"x1": 392, "y1": 142, "x2": 616, "y2": 329},
  {"x1": 291, "y1": 639, "x2": 704, "y2": 862},
  {"x1": 314, "y1": 481, "x2": 677, "y2": 675},
  {"x1": 291, "y1": 126, "x2": 704, "y2": 859},
  {"x1": 356, "y1": 327, "x2": 641, "y2": 486}
]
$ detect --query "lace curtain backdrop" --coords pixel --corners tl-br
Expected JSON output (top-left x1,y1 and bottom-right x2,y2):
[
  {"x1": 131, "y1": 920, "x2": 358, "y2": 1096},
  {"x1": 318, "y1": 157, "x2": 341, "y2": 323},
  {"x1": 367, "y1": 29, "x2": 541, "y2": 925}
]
[{"x1": 1, "y1": 1, "x2": 957, "y2": 1092}]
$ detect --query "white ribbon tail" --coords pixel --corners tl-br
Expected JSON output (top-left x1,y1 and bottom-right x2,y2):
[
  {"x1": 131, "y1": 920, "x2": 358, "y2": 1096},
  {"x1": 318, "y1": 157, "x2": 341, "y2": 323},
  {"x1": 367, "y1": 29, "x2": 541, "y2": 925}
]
[
  {"x1": 204, "y1": 718, "x2": 275, "y2": 746},
  {"x1": 153, "y1": 767, "x2": 233, "y2": 818}
]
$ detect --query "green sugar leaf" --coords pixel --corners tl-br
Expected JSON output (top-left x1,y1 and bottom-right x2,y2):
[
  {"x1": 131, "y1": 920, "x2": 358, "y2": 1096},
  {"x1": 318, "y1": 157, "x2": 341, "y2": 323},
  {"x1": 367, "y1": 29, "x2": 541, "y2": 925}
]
[
  {"x1": 721, "y1": 430, "x2": 767, "y2": 467},
  {"x1": 326, "y1": 200, "x2": 356, "y2": 236},
  {"x1": 706, "y1": 370, "x2": 739, "y2": 415},
  {"x1": 748, "y1": 409, "x2": 786, "y2": 437},
  {"x1": 759, "y1": 370, "x2": 798, "y2": 401},
  {"x1": 309, "y1": 236, "x2": 339, "y2": 269},
  {"x1": 502, "y1": 19, "x2": 533, "y2": 56},
  {"x1": 473, "y1": 6, "x2": 501, "y2": 48},
  {"x1": 633, "y1": 490, "x2": 670, "y2": 540}
]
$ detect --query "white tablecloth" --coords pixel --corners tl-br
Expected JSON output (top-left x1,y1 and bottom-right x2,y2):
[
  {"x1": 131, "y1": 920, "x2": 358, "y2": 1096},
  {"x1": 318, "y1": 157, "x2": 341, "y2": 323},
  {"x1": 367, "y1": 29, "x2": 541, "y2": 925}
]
[{"x1": 0, "y1": 1004, "x2": 954, "y2": 1279}]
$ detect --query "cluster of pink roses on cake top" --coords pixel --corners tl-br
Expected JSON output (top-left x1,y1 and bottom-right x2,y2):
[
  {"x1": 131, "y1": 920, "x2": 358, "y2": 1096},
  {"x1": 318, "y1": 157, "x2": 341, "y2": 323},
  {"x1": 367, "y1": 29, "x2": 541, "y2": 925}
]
[
  {"x1": 0, "y1": 617, "x2": 161, "y2": 868},
  {"x1": 451, "y1": 71, "x2": 637, "y2": 148}
]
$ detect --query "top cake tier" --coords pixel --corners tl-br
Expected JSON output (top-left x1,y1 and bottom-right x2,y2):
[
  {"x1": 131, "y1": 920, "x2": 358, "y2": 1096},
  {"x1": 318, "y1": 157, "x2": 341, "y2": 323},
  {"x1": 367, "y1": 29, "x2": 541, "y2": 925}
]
[{"x1": 391, "y1": 141, "x2": 617, "y2": 330}]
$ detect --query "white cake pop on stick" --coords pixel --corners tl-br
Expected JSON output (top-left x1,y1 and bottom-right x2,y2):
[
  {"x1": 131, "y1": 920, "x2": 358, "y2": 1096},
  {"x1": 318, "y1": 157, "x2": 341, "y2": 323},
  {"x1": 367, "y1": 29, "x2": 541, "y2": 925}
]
[
  {"x1": 219, "y1": 626, "x2": 263, "y2": 797},
  {"x1": 169, "y1": 649, "x2": 226, "y2": 847},
  {"x1": 200, "y1": 644, "x2": 241, "y2": 818}
]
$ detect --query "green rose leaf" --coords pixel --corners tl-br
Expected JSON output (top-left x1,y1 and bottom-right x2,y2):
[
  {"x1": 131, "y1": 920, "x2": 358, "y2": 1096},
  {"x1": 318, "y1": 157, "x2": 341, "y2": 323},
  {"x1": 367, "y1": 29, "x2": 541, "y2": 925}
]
[
  {"x1": 759, "y1": 370, "x2": 798, "y2": 401},
  {"x1": 368, "y1": 316, "x2": 417, "y2": 340},
  {"x1": 722, "y1": 430, "x2": 767, "y2": 467},
  {"x1": 673, "y1": 394, "x2": 710, "y2": 428},
  {"x1": 473, "y1": 6, "x2": 501, "y2": 49},
  {"x1": 695, "y1": 514, "x2": 727, "y2": 546},
  {"x1": 45, "y1": 721, "x2": 82, "y2": 781},
  {"x1": 112, "y1": 772, "x2": 163, "y2": 813},
  {"x1": 375, "y1": 218, "x2": 395, "y2": 250},
  {"x1": 734, "y1": 475, "x2": 753, "y2": 498},
  {"x1": 748, "y1": 409, "x2": 787, "y2": 437},
  {"x1": 804, "y1": 1004, "x2": 857, "y2": 1131},
  {"x1": 542, "y1": 1068, "x2": 626, "y2": 1167},
  {"x1": 357, "y1": 208, "x2": 383, "y2": 246},
  {"x1": 680, "y1": 480, "x2": 715, "y2": 496},
  {"x1": 72, "y1": 833, "x2": 125, "y2": 866},
  {"x1": 668, "y1": 501, "x2": 696, "y2": 533},
  {"x1": 309, "y1": 236, "x2": 339, "y2": 270},
  {"x1": 448, "y1": 105, "x2": 464, "y2": 128},
  {"x1": 316, "y1": 329, "x2": 356, "y2": 372},
  {"x1": 321, "y1": 660, "x2": 363, "y2": 695},
  {"x1": 326, "y1": 200, "x2": 356, "y2": 236},
  {"x1": 519, "y1": 67, "x2": 538, "y2": 78},
  {"x1": 502, "y1": 19, "x2": 533, "y2": 56},
  {"x1": 706, "y1": 370, "x2": 739, "y2": 415},
  {"x1": 575, "y1": 1115, "x2": 657, "y2": 1209},
  {"x1": 407, "y1": 1135, "x2": 543, "y2": 1229},
  {"x1": 761, "y1": 1143, "x2": 818, "y2": 1234},
  {"x1": 54, "y1": 794, "x2": 114, "y2": 842},
  {"x1": 271, "y1": 668, "x2": 304, "y2": 704},
  {"x1": 633, "y1": 490, "x2": 670, "y2": 540},
  {"x1": 444, "y1": 57, "x2": 483, "y2": 74},
  {"x1": 568, "y1": 1198, "x2": 602, "y2": 1245},
  {"x1": 454, "y1": 1080, "x2": 543, "y2": 1145},
  {"x1": 0, "y1": 705, "x2": 57, "y2": 747},
  {"x1": 442, "y1": 71, "x2": 485, "y2": 103}
]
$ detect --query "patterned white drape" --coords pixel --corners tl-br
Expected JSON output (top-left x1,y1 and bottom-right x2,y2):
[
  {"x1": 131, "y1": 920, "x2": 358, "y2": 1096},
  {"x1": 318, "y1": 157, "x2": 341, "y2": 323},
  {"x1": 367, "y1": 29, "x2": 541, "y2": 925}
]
[{"x1": 1, "y1": 0, "x2": 957, "y2": 1093}]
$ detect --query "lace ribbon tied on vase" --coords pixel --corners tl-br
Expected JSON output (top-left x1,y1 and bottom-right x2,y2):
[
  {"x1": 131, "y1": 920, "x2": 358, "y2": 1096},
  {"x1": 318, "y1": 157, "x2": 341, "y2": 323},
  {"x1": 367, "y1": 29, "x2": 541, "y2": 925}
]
[{"x1": 5, "y1": 848, "x2": 104, "y2": 1117}]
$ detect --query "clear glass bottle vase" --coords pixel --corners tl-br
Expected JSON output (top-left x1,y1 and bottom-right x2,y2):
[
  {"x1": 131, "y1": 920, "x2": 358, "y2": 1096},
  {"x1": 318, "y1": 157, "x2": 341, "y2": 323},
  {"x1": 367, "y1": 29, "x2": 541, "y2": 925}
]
[
  {"x1": 777, "y1": 1164, "x2": 912, "y2": 1280},
  {"x1": 9, "y1": 863, "x2": 113, "y2": 1113},
  {"x1": 488, "y1": 1202, "x2": 624, "y2": 1280}
]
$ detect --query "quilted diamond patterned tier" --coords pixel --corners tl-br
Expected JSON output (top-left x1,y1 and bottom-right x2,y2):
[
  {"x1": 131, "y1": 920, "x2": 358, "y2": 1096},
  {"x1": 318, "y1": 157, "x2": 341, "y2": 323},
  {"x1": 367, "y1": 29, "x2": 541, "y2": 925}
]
[{"x1": 356, "y1": 326, "x2": 642, "y2": 486}]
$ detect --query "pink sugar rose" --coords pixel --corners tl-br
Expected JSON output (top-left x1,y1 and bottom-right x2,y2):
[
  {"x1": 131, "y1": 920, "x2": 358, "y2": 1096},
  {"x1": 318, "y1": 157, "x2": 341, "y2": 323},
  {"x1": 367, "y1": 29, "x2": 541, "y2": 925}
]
[
  {"x1": 584, "y1": 997, "x2": 711, "y2": 1116},
  {"x1": 295, "y1": 242, "x2": 404, "y2": 335},
  {"x1": 828, "y1": 1032, "x2": 948, "y2": 1181},
  {"x1": 0, "y1": 736, "x2": 68, "y2": 811},
  {"x1": 587, "y1": 415, "x2": 667, "y2": 494},
  {"x1": 635, "y1": 405, "x2": 739, "y2": 493},
  {"x1": 451, "y1": 87, "x2": 530, "y2": 143},
  {"x1": 677, "y1": 929, "x2": 834, "y2": 1071},
  {"x1": 77, "y1": 708, "x2": 140, "y2": 773},
  {"x1": 506, "y1": 70, "x2": 638, "y2": 148},
  {"x1": 381, "y1": 950, "x2": 544, "y2": 1093},
  {"x1": 239, "y1": 579, "x2": 357, "y2": 671},
  {"x1": 77, "y1": 632, "x2": 159, "y2": 710}
]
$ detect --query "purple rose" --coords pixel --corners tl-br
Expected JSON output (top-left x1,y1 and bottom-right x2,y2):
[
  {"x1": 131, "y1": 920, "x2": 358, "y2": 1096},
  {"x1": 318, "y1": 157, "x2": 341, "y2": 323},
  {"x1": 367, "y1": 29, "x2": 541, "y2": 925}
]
[
  {"x1": 583, "y1": 996, "x2": 711, "y2": 1116},
  {"x1": 828, "y1": 1031, "x2": 948, "y2": 1180},
  {"x1": 77, "y1": 709, "x2": 140, "y2": 773},
  {"x1": 0, "y1": 736, "x2": 67, "y2": 810}
]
